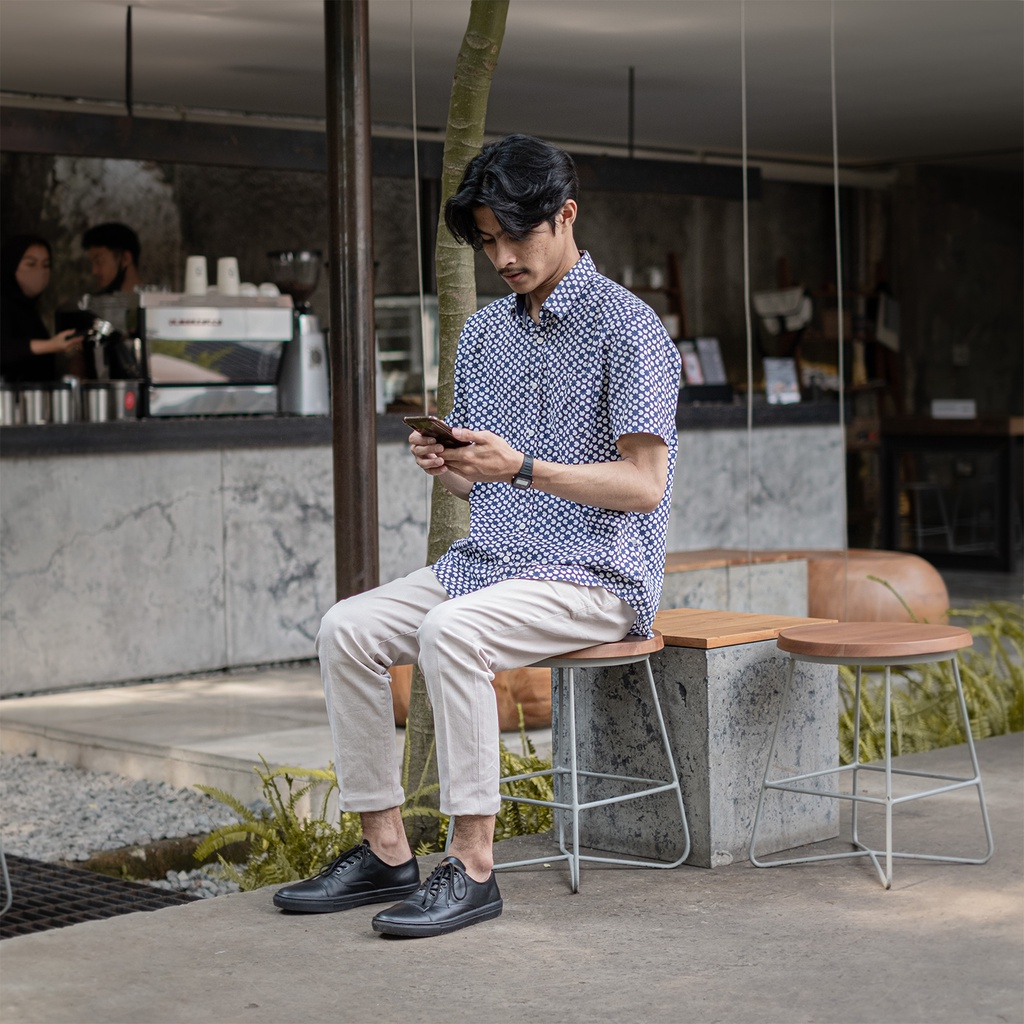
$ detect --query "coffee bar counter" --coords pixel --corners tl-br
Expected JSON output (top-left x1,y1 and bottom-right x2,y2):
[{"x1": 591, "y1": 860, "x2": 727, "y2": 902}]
[
  {"x1": 1, "y1": 403, "x2": 844, "y2": 695},
  {"x1": 0, "y1": 399, "x2": 838, "y2": 457}
]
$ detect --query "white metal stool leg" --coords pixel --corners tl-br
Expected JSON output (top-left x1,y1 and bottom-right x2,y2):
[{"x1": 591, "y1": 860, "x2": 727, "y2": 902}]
[
  {"x1": 495, "y1": 648, "x2": 690, "y2": 893},
  {"x1": 750, "y1": 643, "x2": 994, "y2": 889},
  {"x1": 0, "y1": 836, "x2": 12, "y2": 918}
]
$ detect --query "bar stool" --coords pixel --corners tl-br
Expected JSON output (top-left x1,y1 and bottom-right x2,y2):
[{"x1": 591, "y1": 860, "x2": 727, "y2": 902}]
[
  {"x1": 749, "y1": 622, "x2": 994, "y2": 888},
  {"x1": 494, "y1": 631, "x2": 690, "y2": 892}
]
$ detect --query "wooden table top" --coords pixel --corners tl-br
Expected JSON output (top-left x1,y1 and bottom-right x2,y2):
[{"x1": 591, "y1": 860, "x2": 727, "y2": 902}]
[
  {"x1": 776, "y1": 621, "x2": 973, "y2": 659},
  {"x1": 653, "y1": 609, "x2": 835, "y2": 649}
]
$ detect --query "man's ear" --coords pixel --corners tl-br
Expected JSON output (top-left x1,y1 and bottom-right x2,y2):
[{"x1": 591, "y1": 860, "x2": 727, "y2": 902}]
[
  {"x1": 120, "y1": 250, "x2": 132, "y2": 269},
  {"x1": 557, "y1": 200, "x2": 578, "y2": 228}
]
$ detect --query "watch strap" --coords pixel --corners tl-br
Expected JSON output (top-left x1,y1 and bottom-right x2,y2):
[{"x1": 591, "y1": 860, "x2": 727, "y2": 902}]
[{"x1": 511, "y1": 453, "x2": 534, "y2": 489}]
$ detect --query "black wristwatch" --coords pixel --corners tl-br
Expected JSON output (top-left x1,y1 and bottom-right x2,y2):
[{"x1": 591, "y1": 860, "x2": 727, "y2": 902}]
[{"x1": 511, "y1": 453, "x2": 534, "y2": 489}]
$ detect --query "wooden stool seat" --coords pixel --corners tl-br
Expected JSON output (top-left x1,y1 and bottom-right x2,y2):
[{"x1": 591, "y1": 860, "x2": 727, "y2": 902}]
[
  {"x1": 494, "y1": 630, "x2": 689, "y2": 892},
  {"x1": 533, "y1": 632, "x2": 664, "y2": 665},
  {"x1": 777, "y1": 622, "x2": 972, "y2": 661},
  {"x1": 750, "y1": 621, "x2": 993, "y2": 888}
]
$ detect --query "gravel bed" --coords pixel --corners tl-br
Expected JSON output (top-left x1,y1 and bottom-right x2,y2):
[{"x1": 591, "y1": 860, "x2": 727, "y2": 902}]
[
  {"x1": 149, "y1": 868, "x2": 242, "y2": 899},
  {"x1": 0, "y1": 753, "x2": 244, "y2": 898}
]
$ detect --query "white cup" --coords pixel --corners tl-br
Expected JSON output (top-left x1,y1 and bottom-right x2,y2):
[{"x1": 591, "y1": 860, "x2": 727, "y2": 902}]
[
  {"x1": 184, "y1": 255, "x2": 208, "y2": 295},
  {"x1": 217, "y1": 257, "x2": 240, "y2": 296}
]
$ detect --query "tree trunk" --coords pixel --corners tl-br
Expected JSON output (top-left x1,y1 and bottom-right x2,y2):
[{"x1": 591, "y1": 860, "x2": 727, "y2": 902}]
[{"x1": 403, "y1": 0, "x2": 509, "y2": 849}]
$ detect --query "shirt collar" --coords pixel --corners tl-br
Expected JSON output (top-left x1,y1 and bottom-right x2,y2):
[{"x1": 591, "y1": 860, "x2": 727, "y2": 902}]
[{"x1": 513, "y1": 250, "x2": 596, "y2": 321}]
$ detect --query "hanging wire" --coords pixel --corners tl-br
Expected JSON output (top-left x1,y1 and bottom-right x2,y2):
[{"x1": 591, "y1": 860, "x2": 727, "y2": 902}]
[
  {"x1": 740, "y1": 0, "x2": 755, "y2": 607},
  {"x1": 409, "y1": 1, "x2": 432, "y2": 524},
  {"x1": 830, "y1": 1, "x2": 851, "y2": 617}
]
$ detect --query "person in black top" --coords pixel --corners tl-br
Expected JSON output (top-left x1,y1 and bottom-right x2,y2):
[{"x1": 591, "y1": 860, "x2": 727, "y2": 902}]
[
  {"x1": 81, "y1": 222, "x2": 141, "y2": 295},
  {"x1": 0, "y1": 235, "x2": 82, "y2": 383}
]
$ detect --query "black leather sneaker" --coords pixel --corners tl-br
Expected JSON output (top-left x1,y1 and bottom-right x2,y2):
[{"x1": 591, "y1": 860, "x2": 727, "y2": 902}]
[
  {"x1": 273, "y1": 840, "x2": 420, "y2": 913},
  {"x1": 371, "y1": 856, "x2": 503, "y2": 937}
]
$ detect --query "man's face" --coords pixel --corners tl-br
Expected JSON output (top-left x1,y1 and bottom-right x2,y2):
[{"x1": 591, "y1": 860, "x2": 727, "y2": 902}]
[
  {"x1": 87, "y1": 246, "x2": 128, "y2": 291},
  {"x1": 472, "y1": 203, "x2": 578, "y2": 303}
]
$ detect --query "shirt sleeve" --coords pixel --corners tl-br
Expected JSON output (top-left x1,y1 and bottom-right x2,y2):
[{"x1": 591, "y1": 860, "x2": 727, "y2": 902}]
[{"x1": 605, "y1": 303, "x2": 681, "y2": 445}]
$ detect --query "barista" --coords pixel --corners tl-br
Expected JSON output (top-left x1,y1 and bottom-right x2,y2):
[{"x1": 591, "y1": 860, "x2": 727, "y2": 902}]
[
  {"x1": 0, "y1": 235, "x2": 82, "y2": 383},
  {"x1": 82, "y1": 222, "x2": 141, "y2": 294}
]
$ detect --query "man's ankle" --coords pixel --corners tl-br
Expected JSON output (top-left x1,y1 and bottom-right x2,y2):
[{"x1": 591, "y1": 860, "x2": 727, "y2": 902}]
[
  {"x1": 360, "y1": 808, "x2": 414, "y2": 866},
  {"x1": 449, "y1": 853, "x2": 493, "y2": 884}
]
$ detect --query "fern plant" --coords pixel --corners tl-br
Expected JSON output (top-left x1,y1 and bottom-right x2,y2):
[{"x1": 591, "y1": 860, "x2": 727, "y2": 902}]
[
  {"x1": 495, "y1": 727, "x2": 555, "y2": 842},
  {"x1": 839, "y1": 598, "x2": 1023, "y2": 764},
  {"x1": 193, "y1": 757, "x2": 358, "y2": 891}
]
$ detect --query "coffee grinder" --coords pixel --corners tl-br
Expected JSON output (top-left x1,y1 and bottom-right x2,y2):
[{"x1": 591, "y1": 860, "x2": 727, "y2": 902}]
[{"x1": 270, "y1": 250, "x2": 331, "y2": 415}]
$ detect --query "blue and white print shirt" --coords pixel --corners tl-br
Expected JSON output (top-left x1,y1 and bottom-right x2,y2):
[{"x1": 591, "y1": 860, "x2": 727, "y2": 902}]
[{"x1": 432, "y1": 250, "x2": 681, "y2": 637}]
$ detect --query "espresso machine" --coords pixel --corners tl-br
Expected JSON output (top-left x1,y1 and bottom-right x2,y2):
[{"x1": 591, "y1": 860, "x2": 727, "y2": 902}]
[
  {"x1": 269, "y1": 250, "x2": 331, "y2": 416},
  {"x1": 139, "y1": 291, "x2": 294, "y2": 416}
]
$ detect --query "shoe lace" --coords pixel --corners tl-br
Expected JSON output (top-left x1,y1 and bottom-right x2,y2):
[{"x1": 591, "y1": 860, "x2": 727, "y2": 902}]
[
  {"x1": 420, "y1": 859, "x2": 467, "y2": 908},
  {"x1": 318, "y1": 842, "x2": 367, "y2": 878}
]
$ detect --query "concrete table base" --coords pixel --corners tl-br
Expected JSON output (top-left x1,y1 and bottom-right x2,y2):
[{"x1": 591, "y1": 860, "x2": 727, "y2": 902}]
[{"x1": 553, "y1": 641, "x2": 839, "y2": 868}]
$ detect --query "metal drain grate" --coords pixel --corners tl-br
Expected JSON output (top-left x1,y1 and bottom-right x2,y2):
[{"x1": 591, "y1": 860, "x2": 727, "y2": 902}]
[{"x1": 1, "y1": 855, "x2": 198, "y2": 940}]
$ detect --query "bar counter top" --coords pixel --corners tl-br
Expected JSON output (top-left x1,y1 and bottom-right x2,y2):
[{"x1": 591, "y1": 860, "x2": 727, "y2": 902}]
[{"x1": 0, "y1": 400, "x2": 840, "y2": 458}]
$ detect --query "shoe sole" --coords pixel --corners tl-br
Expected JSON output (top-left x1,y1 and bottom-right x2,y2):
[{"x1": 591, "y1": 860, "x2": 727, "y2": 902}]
[
  {"x1": 273, "y1": 881, "x2": 421, "y2": 914},
  {"x1": 371, "y1": 899, "x2": 503, "y2": 937}
]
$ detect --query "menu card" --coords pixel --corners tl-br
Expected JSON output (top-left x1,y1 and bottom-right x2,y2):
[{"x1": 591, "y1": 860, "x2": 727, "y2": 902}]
[
  {"x1": 677, "y1": 341, "x2": 705, "y2": 385},
  {"x1": 695, "y1": 337, "x2": 728, "y2": 384},
  {"x1": 763, "y1": 357, "x2": 801, "y2": 404}
]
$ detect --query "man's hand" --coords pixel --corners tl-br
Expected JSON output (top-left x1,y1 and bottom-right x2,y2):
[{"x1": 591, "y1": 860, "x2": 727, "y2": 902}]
[
  {"x1": 425, "y1": 427, "x2": 520, "y2": 484},
  {"x1": 407, "y1": 427, "x2": 480, "y2": 500},
  {"x1": 410, "y1": 425, "x2": 668, "y2": 513}
]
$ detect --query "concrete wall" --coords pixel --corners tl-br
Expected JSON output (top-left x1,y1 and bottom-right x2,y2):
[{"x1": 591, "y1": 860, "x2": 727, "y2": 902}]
[{"x1": 0, "y1": 424, "x2": 843, "y2": 696}]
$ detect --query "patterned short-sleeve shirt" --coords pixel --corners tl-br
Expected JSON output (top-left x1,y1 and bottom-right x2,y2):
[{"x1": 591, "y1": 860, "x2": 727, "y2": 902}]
[{"x1": 432, "y1": 250, "x2": 681, "y2": 637}]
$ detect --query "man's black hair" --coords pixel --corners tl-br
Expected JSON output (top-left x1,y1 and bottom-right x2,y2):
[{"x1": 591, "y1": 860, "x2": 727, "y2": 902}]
[
  {"x1": 444, "y1": 134, "x2": 579, "y2": 250},
  {"x1": 81, "y1": 222, "x2": 141, "y2": 266}
]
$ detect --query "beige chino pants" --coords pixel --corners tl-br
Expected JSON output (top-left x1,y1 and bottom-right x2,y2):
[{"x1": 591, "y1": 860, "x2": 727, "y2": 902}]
[{"x1": 315, "y1": 565, "x2": 635, "y2": 817}]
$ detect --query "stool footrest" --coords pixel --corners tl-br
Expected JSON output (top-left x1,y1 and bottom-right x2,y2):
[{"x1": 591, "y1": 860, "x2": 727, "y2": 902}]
[
  {"x1": 764, "y1": 761, "x2": 984, "y2": 806},
  {"x1": 501, "y1": 777, "x2": 681, "y2": 814}
]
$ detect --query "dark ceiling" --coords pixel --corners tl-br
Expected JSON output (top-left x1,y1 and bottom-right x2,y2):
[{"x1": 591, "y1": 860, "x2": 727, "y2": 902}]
[{"x1": 1, "y1": 1, "x2": 1021, "y2": 176}]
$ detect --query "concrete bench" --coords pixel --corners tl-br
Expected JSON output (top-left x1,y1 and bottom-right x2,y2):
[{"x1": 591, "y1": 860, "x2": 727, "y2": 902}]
[
  {"x1": 662, "y1": 547, "x2": 950, "y2": 623},
  {"x1": 661, "y1": 549, "x2": 810, "y2": 617},
  {"x1": 552, "y1": 608, "x2": 840, "y2": 868}
]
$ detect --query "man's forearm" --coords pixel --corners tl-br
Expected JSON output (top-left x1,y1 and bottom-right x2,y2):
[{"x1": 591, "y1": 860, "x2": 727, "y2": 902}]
[{"x1": 530, "y1": 456, "x2": 665, "y2": 514}]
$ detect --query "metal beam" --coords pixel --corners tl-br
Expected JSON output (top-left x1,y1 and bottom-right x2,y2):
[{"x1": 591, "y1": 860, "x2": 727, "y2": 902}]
[
  {"x1": 0, "y1": 106, "x2": 759, "y2": 197},
  {"x1": 325, "y1": 0, "x2": 379, "y2": 599}
]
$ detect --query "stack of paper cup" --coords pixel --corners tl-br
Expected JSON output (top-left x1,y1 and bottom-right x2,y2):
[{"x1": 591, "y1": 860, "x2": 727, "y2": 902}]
[
  {"x1": 184, "y1": 256, "x2": 208, "y2": 295},
  {"x1": 217, "y1": 257, "x2": 240, "y2": 296}
]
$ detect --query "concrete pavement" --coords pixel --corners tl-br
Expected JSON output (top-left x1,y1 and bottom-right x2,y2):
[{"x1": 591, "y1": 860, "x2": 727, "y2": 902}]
[{"x1": 1, "y1": 733, "x2": 1021, "y2": 1024}]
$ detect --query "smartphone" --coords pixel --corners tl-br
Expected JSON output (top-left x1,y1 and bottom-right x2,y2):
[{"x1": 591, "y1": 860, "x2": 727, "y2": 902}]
[{"x1": 402, "y1": 414, "x2": 472, "y2": 448}]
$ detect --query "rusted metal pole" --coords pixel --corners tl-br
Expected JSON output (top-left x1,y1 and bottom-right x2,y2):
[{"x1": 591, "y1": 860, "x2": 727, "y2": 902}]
[{"x1": 324, "y1": 0, "x2": 379, "y2": 599}]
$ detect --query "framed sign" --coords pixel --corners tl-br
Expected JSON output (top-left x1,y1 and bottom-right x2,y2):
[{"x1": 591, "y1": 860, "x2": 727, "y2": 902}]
[{"x1": 763, "y1": 357, "x2": 801, "y2": 404}]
